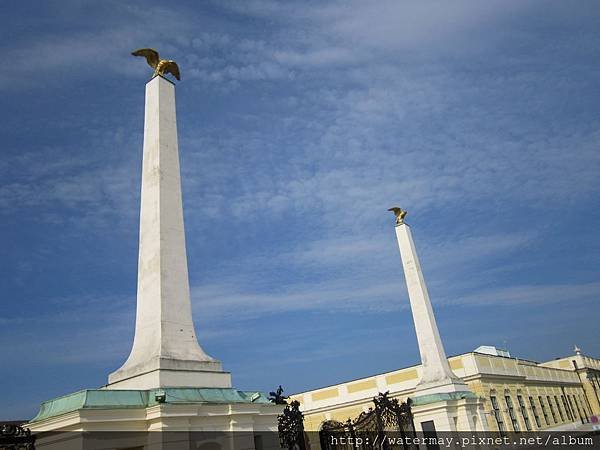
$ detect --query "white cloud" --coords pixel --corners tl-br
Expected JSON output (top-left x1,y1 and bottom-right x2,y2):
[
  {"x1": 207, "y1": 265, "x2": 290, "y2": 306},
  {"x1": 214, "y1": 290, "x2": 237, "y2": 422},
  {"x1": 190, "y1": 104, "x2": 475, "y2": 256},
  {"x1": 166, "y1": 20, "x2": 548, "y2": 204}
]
[
  {"x1": 191, "y1": 279, "x2": 406, "y2": 322},
  {"x1": 0, "y1": 293, "x2": 135, "y2": 366},
  {"x1": 443, "y1": 282, "x2": 600, "y2": 307},
  {"x1": 0, "y1": 4, "x2": 199, "y2": 90}
]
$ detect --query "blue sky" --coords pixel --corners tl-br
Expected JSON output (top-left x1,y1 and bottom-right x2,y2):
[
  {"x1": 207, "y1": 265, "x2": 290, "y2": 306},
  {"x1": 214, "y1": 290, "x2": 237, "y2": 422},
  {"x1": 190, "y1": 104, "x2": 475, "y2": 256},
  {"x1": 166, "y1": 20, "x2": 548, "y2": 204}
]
[{"x1": 1, "y1": 0, "x2": 599, "y2": 420}]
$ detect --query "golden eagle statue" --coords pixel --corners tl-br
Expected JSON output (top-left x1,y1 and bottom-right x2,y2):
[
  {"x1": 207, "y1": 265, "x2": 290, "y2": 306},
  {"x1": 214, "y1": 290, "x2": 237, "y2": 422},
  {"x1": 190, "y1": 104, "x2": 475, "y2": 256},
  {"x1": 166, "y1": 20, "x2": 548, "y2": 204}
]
[
  {"x1": 131, "y1": 48, "x2": 181, "y2": 81},
  {"x1": 388, "y1": 207, "x2": 407, "y2": 225}
]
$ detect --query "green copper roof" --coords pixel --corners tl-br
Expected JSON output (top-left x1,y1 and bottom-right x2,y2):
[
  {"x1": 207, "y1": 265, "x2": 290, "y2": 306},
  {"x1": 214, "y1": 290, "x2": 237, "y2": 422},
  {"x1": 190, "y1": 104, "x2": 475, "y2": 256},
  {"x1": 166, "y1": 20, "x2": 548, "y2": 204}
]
[
  {"x1": 31, "y1": 388, "x2": 271, "y2": 423},
  {"x1": 411, "y1": 391, "x2": 478, "y2": 406}
]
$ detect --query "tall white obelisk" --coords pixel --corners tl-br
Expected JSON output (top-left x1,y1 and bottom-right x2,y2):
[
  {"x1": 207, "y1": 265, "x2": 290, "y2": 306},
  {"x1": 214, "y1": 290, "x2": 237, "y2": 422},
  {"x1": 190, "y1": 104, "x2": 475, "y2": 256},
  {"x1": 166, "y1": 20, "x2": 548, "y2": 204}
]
[
  {"x1": 390, "y1": 208, "x2": 468, "y2": 396},
  {"x1": 107, "y1": 75, "x2": 231, "y2": 390}
]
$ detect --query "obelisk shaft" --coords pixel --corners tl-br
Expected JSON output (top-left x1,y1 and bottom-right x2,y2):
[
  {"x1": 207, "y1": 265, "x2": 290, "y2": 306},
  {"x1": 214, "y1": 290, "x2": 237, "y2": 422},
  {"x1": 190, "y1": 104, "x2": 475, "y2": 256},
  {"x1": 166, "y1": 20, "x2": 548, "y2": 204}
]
[
  {"x1": 108, "y1": 76, "x2": 230, "y2": 389},
  {"x1": 394, "y1": 223, "x2": 466, "y2": 394},
  {"x1": 134, "y1": 75, "x2": 205, "y2": 361}
]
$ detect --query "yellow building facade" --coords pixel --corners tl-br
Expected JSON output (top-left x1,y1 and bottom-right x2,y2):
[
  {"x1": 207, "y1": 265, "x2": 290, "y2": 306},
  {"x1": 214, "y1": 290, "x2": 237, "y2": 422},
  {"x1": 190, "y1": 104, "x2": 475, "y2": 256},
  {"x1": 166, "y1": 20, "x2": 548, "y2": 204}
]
[
  {"x1": 539, "y1": 348, "x2": 600, "y2": 422},
  {"x1": 291, "y1": 348, "x2": 599, "y2": 433}
]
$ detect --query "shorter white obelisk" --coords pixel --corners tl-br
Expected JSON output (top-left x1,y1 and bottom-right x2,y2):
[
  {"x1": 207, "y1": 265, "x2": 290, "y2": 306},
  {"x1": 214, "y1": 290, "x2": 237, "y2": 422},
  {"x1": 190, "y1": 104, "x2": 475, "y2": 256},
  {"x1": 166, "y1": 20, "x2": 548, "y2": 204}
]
[{"x1": 391, "y1": 209, "x2": 468, "y2": 396}]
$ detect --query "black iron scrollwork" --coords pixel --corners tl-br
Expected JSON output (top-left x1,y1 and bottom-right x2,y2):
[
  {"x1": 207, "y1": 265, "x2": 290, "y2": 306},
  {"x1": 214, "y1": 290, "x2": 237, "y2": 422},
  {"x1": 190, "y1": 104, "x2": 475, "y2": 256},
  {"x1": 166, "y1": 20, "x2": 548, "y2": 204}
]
[
  {"x1": 0, "y1": 424, "x2": 36, "y2": 450},
  {"x1": 374, "y1": 391, "x2": 415, "y2": 429},
  {"x1": 319, "y1": 392, "x2": 416, "y2": 450}
]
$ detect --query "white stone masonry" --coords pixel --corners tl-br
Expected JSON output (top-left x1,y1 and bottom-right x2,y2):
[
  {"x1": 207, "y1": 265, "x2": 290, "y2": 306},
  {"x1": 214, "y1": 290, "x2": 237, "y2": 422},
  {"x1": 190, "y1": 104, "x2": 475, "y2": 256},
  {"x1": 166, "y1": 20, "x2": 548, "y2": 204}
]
[
  {"x1": 107, "y1": 76, "x2": 231, "y2": 389},
  {"x1": 394, "y1": 222, "x2": 468, "y2": 396}
]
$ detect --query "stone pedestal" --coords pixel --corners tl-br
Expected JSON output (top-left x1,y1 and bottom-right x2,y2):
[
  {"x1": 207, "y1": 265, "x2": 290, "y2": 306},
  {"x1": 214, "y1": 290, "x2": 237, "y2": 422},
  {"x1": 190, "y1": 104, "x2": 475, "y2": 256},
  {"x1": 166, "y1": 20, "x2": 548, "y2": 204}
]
[
  {"x1": 27, "y1": 388, "x2": 283, "y2": 449},
  {"x1": 411, "y1": 393, "x2": 488, "y2": 432}
]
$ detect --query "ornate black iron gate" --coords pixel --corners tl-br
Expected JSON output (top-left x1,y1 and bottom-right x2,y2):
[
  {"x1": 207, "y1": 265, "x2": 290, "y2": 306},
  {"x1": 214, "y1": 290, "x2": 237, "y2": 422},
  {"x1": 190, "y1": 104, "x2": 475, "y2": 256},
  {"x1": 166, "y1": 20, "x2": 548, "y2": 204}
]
[
  {"x1": 278, "y1": 400, "x2": 307, "y2": 450},
  {"x1": 319, "y1": 392, "x2": 417, "y2": 450}
]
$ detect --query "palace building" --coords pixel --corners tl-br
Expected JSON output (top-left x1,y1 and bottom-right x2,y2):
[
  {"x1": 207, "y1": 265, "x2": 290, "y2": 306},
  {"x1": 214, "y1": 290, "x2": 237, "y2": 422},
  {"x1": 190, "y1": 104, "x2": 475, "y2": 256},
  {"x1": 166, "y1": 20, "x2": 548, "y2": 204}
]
[{"x1": 290, "y1": 346, "x2": 600, "y2": 433}]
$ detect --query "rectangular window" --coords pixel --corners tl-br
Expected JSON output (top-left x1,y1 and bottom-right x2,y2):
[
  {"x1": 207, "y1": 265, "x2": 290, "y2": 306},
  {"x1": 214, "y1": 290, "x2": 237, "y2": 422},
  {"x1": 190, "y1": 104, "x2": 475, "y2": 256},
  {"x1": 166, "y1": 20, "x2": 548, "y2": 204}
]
[
  {"x1": 554, "y1": 395, "x2": 564, "y2": 421},
  {"x1": 547, "y1": 396, "x2": 557, "y2": 424},
  {"x1": 421, "y1": 420, "x2": 440, "y2": 450},
  {"x1": 529, "y1": 396, "x2": 541, "y2": 428},
  {"x1": 575, "y1": 396, "x2": 587, "y2": 421},
  {"x1": 554, "y1": 395, "x2": 565, "y2": 422},
  {"x1": 517, "y1": 395, "x2": 532, "y2": 431},
  {"x1": 490, "y1": 396, "x2": 506, "y2": 434},
  {"x1": 568, "y1": 395, "x2": 579, "y2": 419},
  {"x1": 505, "y1": 395, "x2": 520, "y2": 432},
  {"x1": 254, "y1": 435, "x2": 263, "y2": 450},
  {"x1": 562, "y1": 395, "x2": 573, "y2": 420},
  {"x1": 538, "y1": 396, "x2": 550, "y2": 426},
  {"x1": 579, "y1": 395, "x2": 590, "y2": 419}
]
